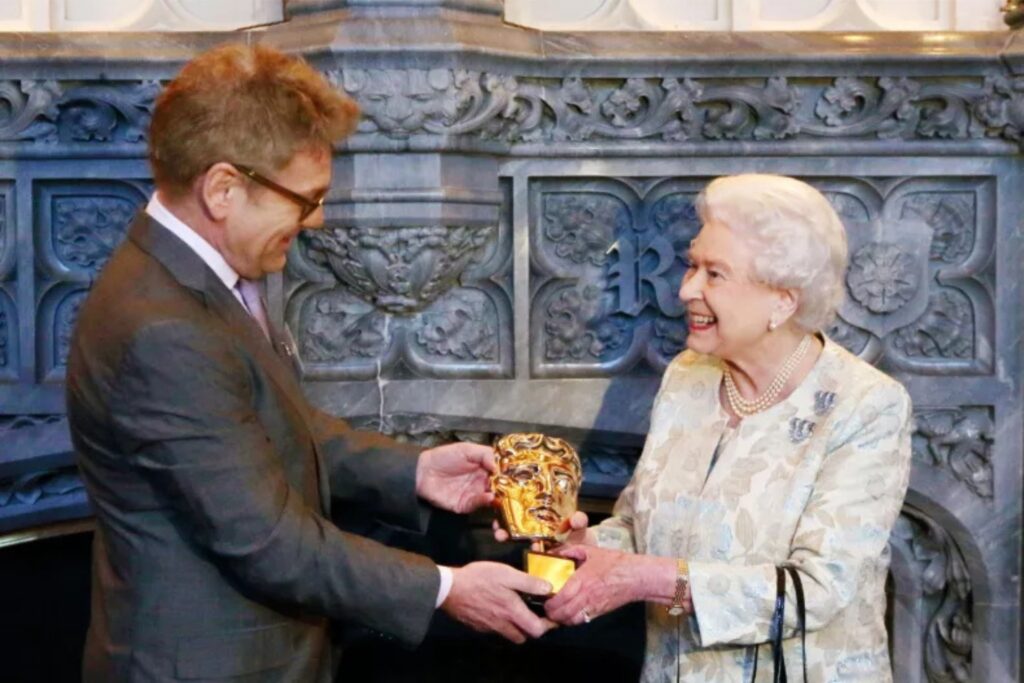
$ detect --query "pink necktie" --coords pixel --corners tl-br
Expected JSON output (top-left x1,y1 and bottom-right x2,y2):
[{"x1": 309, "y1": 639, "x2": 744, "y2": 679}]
[{"x1": 236, "y1": 279, "x2": 271, "y2": 340}]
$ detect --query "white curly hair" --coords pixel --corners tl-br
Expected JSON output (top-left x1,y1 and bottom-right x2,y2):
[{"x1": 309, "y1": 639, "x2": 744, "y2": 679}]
[{"x1": 695, "y1": 174, "x2": 848, "y2": 332}]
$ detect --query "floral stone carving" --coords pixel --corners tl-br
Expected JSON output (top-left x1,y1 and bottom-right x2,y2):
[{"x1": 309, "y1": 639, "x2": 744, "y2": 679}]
[
  {"x1": 891, "y1": 507, "x2": 973, "y2": 683},
  {"x1": 53, "y1": 196, "x2": 138, "y2": 274},
  {"x1": 542, "y1": 193, "x2": 629, "y2": 266},
  {"x1": 846, "y1": 242, "x2": 919, "y2": 314},
  {"x1": 913, "y1": 407, "x2": 993, "y2": 498},
  {"x1": 300, "y1": 288, "x2": 387, "y2": 362},
  {"x1": 415, "y1": 289, "x2": 497, "y2": 361},
  {"x1": 892, "y1": 289, "x2": 974, "y2": 360},
  {"x1": 304, "y1": 224, "x2": 493, "y2": 314},
  {"x1": 838, "y1": 219, "x2": 933, "y2": 338},
  {"x1": 0, "y1": 80, "x2": 158, "y2": 144}
]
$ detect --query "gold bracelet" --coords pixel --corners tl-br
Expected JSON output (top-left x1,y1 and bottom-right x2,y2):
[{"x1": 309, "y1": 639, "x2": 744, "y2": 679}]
[{"x1": 667, "y1": 558, "x2": 689, "y2": 616}]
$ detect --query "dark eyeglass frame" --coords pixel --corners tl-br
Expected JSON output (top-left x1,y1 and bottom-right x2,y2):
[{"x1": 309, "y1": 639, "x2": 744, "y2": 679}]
[{"x1": 231, "y1": 163, "x2": 325, "y2": 222}]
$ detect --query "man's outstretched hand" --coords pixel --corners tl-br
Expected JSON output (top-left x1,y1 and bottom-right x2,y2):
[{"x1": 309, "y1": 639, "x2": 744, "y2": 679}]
[
  {"x1": 441, "y1": 562, "x2": 556, "y2": 644},
  {"x1": 416, "y1": 442, "x2": 496, "y2": 514}
]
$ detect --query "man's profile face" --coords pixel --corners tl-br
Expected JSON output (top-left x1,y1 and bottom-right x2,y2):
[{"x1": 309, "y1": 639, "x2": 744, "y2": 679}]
[
  {"x1": 492, "y1": 434, "x2": 581, "y2": 543},
  {"x1": 221, "y1": 146, "x2": 331, "y2": 279}
]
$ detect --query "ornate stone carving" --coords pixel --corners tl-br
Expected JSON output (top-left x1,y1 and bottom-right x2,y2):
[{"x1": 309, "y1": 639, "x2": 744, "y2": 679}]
[
  {"x1": 54, "y1": 290, "x2": 87, "y2": 369},
  {"x1": 839, "y1": 219, "x2": 933, "y2": 339},
  {"x1": 300, "y1": 288, "x2": 387, "y2": 362},
  {"x1": 0, "y1": 72, "x2": 1021, "y2": 149},
  {"x1": 826, "y1": 317, "x2": 872, "y2": 356},
  {"x1": 53, "y1": 196, "x2": 137, "y2": 274},
  {"x1": 846, "y1": 242, "x2": 920, "y2": 314},
  {"x1": 899, "y1": 193, "x2": 976, "y2": 264},
  {"x1": 913, "y1": 407, "x2": 993, "y2": 499},
  {"x1": 304, "y1": 225, "x2": 492, "y2": 314},
  {"x1": 543, "y1": 284, "x2": 628, "y2": 361},
  {"x1": 0, "y1": 413, "x2": 63, "y2": 436},
  {"x1": 331, "y1": 70, "x2": 1024, "y2": 148},
  {"x1": 0, "y1": 195, "x2": 6, "y2": 263},
  {"x1": 973, "y1": 75, "x2": 1024, "y2": 143},
  {"x1": 0, "y1": 466, "x2": 83, "y2": 508},
  {"x1": 0, "y1": 80, "x2": 158, "y2": 144},
  {"x1": 892, "y1": 289, "x2": 974, "y2": 360},
  {"x1": 0, "y1": 308, "x2": 7, "y2": 368},
  {"x1": 542, "y1": 194, "x2": 628, "y2": 266},
  {"x1": 891, "y1": 507, "x2": 973, "y2": 682},
  {"x1": 414, "y1": 290, "x2": 497, "y2": 361},
  {"x1": 823, "y1": 191, "x2": 872, "y2": 223},
  {"x1": 533, "y1": 183, "x2": 700, "y2": 374}
]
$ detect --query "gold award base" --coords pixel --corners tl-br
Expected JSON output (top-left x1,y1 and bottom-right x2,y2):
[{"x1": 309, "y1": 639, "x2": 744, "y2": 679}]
[{"x1": 524, "y1": 549, "x2": 576, "y2": 601}]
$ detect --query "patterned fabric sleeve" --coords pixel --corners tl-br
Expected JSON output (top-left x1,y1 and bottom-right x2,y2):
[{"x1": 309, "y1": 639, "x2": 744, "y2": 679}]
[
  {"x1": 687, "y1": 381, "x2": 913, "y2": 646},
  {"x1": 592, "y1": 357, "x2": 691, "y2": 554},
  {"x1": 593, "y1": 475, "x2": 639, "y2": 552}
]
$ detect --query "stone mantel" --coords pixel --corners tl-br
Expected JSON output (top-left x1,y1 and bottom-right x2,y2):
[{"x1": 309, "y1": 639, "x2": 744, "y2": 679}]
[{"x1": 0, "y1": 10, "x2": 1020, "y2": 682}]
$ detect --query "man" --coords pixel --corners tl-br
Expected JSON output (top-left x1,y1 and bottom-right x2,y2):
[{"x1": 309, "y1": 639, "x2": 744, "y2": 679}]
[{"x1": 66, "y1": 44, "x2": 551, "y2": 682}]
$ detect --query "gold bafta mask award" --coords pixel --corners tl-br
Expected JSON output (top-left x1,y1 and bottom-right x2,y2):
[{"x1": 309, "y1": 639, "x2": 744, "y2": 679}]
[{"x1": 492, "y1": 433, "x2": 582, "y2": 596}]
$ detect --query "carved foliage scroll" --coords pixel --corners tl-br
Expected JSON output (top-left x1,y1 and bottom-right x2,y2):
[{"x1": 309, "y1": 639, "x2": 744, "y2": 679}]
[
  {"x1": 331, "y1": 69, "x2": 1024, "y2": 149},
  {"x1": 892, "y1": 507, "x2": 973, "y2": 683},
  {"x1": 0, "y1": 80, "x2": 159, "y2": 144},
  {"x1": 0, "y1": 73, "x2": 1021, "y2": 151}
]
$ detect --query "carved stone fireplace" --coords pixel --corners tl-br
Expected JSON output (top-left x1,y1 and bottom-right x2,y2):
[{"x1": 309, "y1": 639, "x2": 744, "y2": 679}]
[{"x1": 0, "y1": 5, "x2": 1020, "y2": 681}]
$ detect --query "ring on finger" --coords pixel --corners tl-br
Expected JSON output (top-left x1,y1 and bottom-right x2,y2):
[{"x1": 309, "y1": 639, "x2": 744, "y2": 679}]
[{"x1": 579, "y1": 608, "x2": 592, "y2": 624}]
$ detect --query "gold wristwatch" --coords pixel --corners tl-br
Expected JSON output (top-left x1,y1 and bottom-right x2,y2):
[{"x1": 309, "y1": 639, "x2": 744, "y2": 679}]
[{"x1": 667, "y1": 558, "x2": 689, "y2": 616}]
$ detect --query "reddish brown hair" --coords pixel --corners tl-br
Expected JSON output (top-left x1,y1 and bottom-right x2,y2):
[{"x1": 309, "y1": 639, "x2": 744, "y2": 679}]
[{"x1": 149, "y1": 43, "x2": 359, "y2": 197}]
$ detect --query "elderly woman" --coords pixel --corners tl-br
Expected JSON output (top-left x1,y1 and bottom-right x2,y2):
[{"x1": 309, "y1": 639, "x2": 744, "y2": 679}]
[{"x1": 545, "y1": 174, "x2": 913, "y2": 682}]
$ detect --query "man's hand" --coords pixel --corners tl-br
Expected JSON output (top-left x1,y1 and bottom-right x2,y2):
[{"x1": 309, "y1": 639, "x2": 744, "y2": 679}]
[
  {"x1": 416, "y1": 442, "x2": 496, "y2": 514},
  {"x1": 441, "y1": 562, "x2": 556, "y2": 644}
]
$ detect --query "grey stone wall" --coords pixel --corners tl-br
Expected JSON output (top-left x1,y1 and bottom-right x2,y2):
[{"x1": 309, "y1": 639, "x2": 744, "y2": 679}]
[{"x1": 0, "y1": 8, "x2": 1020, "y2": 681}]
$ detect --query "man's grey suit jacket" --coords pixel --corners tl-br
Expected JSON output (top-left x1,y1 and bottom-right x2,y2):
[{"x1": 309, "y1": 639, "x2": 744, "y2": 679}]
[{"x1": 67, "y1": 215, "x2": 441, "y2": 682}]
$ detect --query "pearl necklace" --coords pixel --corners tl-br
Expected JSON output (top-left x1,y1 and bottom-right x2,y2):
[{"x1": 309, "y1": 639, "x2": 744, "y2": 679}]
[{"x1": 723, "y1": 335, "x2": 812, "y2": 418}]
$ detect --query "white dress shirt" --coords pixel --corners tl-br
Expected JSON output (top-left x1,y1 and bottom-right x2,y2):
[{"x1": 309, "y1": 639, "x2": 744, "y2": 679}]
[{"x1": 144, "y1": 194, "x2": 453, "y2": 609}]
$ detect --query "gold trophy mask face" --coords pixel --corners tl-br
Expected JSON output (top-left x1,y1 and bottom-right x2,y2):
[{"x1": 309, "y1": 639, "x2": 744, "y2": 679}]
[{"x1": 492, "y1": 433, "x2": 582, "y2": 544}]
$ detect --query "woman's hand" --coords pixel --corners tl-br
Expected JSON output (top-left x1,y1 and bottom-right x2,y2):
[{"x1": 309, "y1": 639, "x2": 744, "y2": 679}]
[
  {"x1": 492, "y1": 510, "x2": 592, "y2": 550},
  {"x1": 544, "y1": 545, "x2": 675, "y2": 625}
]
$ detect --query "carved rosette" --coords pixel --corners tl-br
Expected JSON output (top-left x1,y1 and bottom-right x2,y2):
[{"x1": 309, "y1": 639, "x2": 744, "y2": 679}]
[
  {"x1": 846, "y1": 243, "x2": 920, "y2": 314},
  {"x1": 891, "y1": 507, "x2": 973, "y2": 682},
  {"x1": 288, "y1": 219, "x2": 511, "y2": 379},
  {"x1": 530, "y1": 179, "x2": 698, "y2": 377},
  {"x1": 913, "y1": 407, "x2": 994, "y2": 498}
]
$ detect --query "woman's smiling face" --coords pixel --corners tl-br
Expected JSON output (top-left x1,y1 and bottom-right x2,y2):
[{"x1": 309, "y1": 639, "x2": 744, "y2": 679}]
[{"x1": 678, "y1": 219, "x2": 784, "y2": 361}]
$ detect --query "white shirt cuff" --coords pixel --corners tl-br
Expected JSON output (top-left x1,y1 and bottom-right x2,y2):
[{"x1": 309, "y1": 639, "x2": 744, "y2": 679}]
[{"x1": 435, "y1": 565, "x2": 454, "y2": 608}]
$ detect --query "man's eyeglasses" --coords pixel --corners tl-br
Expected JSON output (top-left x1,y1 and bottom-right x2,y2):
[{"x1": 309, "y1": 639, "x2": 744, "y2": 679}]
[{"x1": 231, "y1": 163, "x2": 325, "y2": 222}]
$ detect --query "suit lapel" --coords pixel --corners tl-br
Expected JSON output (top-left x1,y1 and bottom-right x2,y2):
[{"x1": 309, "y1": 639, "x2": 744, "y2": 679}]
[{"x1": 129, "y1": 213, "x2": 332, "y2": 516}]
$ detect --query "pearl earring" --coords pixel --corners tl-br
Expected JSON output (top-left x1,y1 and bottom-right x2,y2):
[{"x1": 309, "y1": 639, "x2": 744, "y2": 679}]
[{"x1": 768, "y1": 318, "x2": 778, "y2": 331}]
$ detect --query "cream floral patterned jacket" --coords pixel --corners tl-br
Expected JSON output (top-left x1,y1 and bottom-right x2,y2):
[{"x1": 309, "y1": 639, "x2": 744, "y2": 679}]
[{"x1": 595, "y1": 338, "x2": 913, "y2": 683}]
